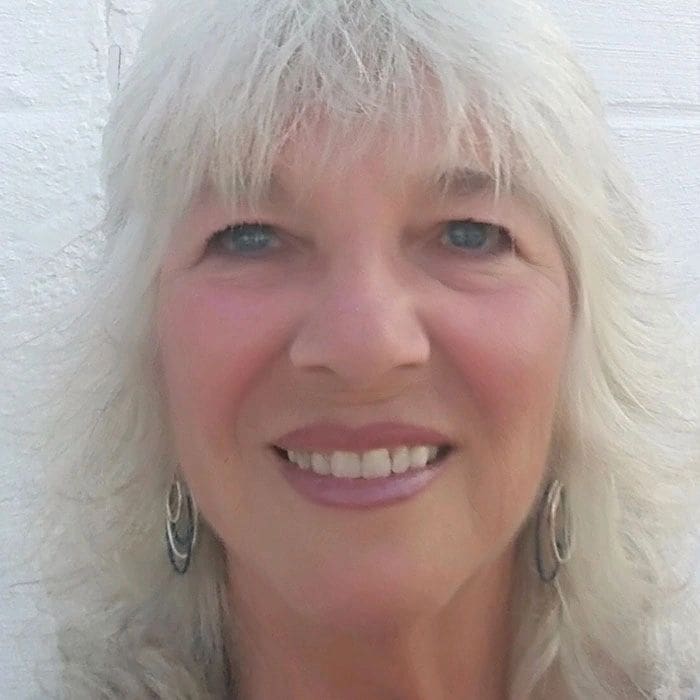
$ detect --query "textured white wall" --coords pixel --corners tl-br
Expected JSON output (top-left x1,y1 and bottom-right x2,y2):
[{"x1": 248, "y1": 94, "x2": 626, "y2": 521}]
[{"x1": 1, "y1": 1, "x2": 698, "y2": 696}]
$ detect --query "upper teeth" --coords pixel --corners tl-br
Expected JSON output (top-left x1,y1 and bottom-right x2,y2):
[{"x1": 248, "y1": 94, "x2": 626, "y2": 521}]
[{"x1": 284, "y1": 445, "x2": 442, "y2": 479}]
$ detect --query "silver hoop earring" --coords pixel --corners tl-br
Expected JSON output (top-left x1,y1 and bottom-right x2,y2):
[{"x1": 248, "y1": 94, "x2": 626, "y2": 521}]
[
  {"x1": 535, "y1": 479, "x2": 573, "y2": 583},
  {"x1": 165, "y1": 477, "x2": 199, "y2": 574}
]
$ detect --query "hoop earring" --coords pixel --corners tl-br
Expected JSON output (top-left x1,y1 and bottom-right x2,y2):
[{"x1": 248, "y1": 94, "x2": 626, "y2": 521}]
[
  {"x1": 165, "y1": 477, "x2": 199, "y2": 574},
  {"x1": 535, "y1": 479, "x2": 573, "y2": 583}
]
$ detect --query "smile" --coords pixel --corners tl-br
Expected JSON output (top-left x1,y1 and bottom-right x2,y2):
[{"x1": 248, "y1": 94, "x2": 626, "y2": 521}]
[
  {"x1": 273, "y1": 444, "x2": 452, "y2": 479},
  {"x1": 273, "y1": 444, "x2": 452, "y2": 509}
]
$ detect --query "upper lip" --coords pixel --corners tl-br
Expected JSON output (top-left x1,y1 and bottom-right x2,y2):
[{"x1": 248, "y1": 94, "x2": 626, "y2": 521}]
[{"x1": 273, "y1": 421, "x2": 453, "y2": 452}]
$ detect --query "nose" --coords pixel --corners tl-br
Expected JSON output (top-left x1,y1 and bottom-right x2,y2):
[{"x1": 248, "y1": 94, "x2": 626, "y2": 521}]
[{"x1": 289, "y1": 251, "x2": 431, "y2": 389}]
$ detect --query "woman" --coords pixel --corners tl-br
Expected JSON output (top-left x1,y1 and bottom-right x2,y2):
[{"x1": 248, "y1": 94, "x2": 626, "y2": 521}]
[{"x1": 37, "y1": 0, "x2": 699, "y2": 697}]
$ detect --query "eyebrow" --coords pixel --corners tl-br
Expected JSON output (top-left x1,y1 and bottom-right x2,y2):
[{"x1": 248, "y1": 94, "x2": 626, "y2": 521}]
[
  {"x1": 239, "y1": 174, "x2": 287, "y2": 207},
  {"x1": 430, "y1": 167, "x2": 498, "y2": 199},
  {"x1": 245, "y1": 166, "x2": 499, "y2": 208}
]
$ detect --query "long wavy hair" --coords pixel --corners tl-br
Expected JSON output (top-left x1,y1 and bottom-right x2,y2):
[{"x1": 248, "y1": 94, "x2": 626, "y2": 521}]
[{"x1": 33, "y1": 0, "x2": 699, "y2": 697}]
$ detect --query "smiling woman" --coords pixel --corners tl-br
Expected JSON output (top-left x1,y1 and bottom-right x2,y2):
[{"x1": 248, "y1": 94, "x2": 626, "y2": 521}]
[{"x1": 35, "y1": 1, "x2": 699, "y2": 699}]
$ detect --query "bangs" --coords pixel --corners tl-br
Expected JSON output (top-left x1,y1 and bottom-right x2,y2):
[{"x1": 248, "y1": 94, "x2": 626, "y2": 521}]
[
  {"x1": 169, "y1": 51, "x2": 519, "y2": 214},
  {"x1": 110, "y1": 0, "x2": 541, "y2": 226},
  {"x1": 204, "y1": 100, "x2": 517, "y2": 213}
]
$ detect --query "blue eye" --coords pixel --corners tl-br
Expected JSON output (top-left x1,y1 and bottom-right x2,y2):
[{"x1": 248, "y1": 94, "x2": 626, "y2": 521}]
[
  {"x1": 443, "y1": 220, "x2": 512, "y2": 255},
  {"x1": 208, "y1": 223, "x2": 279, "y2": 256}
]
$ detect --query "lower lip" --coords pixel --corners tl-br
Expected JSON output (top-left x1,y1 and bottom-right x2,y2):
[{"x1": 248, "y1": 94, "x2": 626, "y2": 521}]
[{"x1": 277, "y1": 453, "x2": 449, "y2": 509}]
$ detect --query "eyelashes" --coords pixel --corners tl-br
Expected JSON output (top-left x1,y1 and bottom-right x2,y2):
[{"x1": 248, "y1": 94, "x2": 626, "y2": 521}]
[
  {"x1": 206, "y1": 219, "x2": 515, "y2": 259},
  {"x1": 207, "y1": 222, "x2": 277, "y2": 256}
]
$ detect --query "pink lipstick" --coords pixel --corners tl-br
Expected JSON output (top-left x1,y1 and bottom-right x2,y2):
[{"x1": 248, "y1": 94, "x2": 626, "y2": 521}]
[
  {"x1": 272, "y1": 422, "x2": 453, "y2": 509},
  {"x1": 278, "y1": 457, "x2": 448, "y2": 508}
]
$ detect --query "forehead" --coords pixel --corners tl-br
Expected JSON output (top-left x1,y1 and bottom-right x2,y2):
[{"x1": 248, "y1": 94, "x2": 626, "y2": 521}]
[
  {"x1": 199, "y1": 106, "x2": 535, "y2": 220},
  {"x1": 234, "y1": 123, "x2": 519, "y2": 213}
]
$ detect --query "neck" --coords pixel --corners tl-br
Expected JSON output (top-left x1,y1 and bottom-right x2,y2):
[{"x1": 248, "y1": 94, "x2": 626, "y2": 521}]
[{"x1": 228, "y1": 548, "x2": 516, "y2": 700}]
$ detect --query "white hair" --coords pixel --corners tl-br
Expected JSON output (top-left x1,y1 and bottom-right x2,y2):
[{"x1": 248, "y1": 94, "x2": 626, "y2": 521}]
[{"x1": 34, "y1": 0, "x2": 699, "y2": 697}]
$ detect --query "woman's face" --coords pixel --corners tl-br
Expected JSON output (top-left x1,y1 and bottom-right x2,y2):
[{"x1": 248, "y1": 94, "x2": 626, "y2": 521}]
[{"x1": 156, "y1": 130, "x2": 572, "y2": 632}]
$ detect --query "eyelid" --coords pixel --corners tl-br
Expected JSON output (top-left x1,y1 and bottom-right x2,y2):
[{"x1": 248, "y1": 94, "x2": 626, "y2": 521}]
[
  {"x1": 203, "y1": 219, "x2": 518, "y2": 258},
  {"x1": 206, "y1": 221, "x2": 281, "y2": 251},
  {"x1": 208, "y1": 221, "x2": 269, "y2": 240},
  {"x1": 457, "y1": 218, "x2": 514, "y2": 238}
]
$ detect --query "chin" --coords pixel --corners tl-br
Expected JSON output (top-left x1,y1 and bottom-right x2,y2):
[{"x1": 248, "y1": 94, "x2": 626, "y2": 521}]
[{"x1": 289, "y1": 559, "x2": 460, "y2": 634}]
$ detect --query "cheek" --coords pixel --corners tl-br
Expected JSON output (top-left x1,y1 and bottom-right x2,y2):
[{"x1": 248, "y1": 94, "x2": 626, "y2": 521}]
[
  {"x1": 441, "y1": 282, "x2": 570, "y2": 428},
  {"x1": 432, "y1": 281, "x2": 570, "y2": 541},
  {"x1": 156, "y1": 279, "x2": 294, "y2": 455}
]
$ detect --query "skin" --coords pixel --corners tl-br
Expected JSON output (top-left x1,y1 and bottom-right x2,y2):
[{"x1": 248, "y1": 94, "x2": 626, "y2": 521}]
[{"x1": 155, "y1": 127, "x2": 572, "y2": 699}]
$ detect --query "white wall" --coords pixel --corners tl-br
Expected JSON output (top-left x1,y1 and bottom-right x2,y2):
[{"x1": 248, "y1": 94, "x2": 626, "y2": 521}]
[{"x1": 1, "y1": 1, "x2": 698, "y2": 696}]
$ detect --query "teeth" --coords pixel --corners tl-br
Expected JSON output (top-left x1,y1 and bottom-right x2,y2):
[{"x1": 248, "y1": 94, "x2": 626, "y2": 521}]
[
  {"x1": 330, "y1": 451, "x2": 362, "y2": 478},
  {"x1": 390, "y1": 446, "x2": 411, "y2": 473},
  {"x1": 311, "y1": 452, "x2": 331, "y2": 475},
  {"x1": 289, "y1": 450, "x2": 312, "y2": 469},
  {"x1": 409, "y1": 446, "x2": 430, "y2": 469},
  {"x1": 361, "y1": 449, "x2": 392, "y2": 478},
  {"x1": 283, "y1": 444, "x2": 445, "y2": 479}
]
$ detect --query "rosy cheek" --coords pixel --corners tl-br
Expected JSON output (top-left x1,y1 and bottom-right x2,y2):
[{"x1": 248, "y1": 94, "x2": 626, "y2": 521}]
[
  {"x1": 156, "y1": 278, "x2": 294, "y2": 451},
  {"x1": 435, "y1": 282, "x2": 570, "y2": 438}
]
